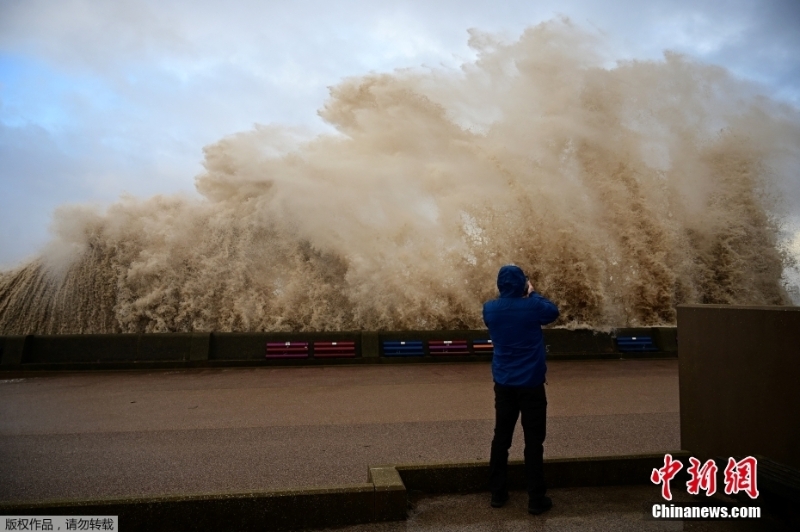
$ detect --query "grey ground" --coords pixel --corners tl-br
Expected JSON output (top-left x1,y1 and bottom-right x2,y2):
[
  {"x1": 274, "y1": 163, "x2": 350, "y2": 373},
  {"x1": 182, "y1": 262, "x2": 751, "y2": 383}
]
[
  {"x1": 4, "y1": 359, "x2": 783, "y2": 530},
  {"x1": 0, "y1": 360, "x2": 679, "y2": 503}
]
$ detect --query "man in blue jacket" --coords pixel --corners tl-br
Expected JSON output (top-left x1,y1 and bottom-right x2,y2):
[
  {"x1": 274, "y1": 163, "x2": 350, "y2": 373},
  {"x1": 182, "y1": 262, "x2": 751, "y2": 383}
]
[{"x1": 483, "y1": 264, "x2": 559, "y2": 515}]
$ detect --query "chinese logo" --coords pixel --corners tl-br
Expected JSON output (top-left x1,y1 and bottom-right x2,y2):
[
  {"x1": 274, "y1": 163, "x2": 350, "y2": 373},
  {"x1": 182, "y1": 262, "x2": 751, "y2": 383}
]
[{"x1": 651, "y1": 454, "x2": 758, "y2": 500}]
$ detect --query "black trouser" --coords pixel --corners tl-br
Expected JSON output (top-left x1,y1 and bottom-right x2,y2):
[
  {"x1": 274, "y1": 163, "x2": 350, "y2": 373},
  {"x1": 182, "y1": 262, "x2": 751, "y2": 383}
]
[{"x1": 489, "y1": 382, "x2": 547, "y2": 500}]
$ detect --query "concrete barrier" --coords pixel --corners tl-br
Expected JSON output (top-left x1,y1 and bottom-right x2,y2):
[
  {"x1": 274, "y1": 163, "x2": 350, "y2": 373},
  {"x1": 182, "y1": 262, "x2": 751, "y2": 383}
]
[
  {"x1": 0, "y1": 327, "x2": 676, "y2": 371},
  {"x1": 0, "y1": 334, "x2": 205, "y2": 365},
  {"x1": 678, "y1": 304, "x2": 800, "y2": 528},
  {"x1": 677, "y1": 304, "x2": 800, "y2": 470},
  {"x1": 0, "y1": 335, "x2": 28, "y2": 365},
  {"x1": 24, "y1": 334, "x2": 140, "y2": 363},
  {"x1": 210, "y1": 333, "x2": 275, "y2": 361},
  {"x1": 544, "y1": 329, "x2": 616, "y2": 358},
  {"x1": 210, "y1": 331, "x2": 362, "y2": 361}
]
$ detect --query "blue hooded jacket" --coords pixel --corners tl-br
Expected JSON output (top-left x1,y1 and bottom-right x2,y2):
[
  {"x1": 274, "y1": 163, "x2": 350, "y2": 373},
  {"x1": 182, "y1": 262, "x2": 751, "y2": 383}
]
[{"x1": 482, "y1": 265, "x2": 560, "y2": 387}]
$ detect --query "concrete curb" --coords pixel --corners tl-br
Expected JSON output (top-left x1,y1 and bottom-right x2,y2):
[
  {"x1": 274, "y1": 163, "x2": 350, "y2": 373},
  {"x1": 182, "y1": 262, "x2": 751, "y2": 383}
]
[
  {"x1": 0, "y1": 452, "x2": 688, "y2": 532},
  {"x1": 396, "y1": 452, "x2": 691, "y2": 493},
  {"x1": 0, "y1": 485, "x2": 376, "y2": 532}
]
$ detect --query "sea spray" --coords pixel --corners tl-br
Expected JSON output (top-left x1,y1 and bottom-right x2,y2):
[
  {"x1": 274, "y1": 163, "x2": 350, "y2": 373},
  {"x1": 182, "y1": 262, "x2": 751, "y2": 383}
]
[{"x1": 1, "y1": 20, "x2": 797, "y2": 334}]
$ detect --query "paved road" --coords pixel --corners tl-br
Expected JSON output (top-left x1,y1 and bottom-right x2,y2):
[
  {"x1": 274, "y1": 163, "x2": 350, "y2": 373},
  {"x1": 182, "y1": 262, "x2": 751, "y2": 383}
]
[{"x1": 0, "y1": 360, "x2": 679, "y2": 503}]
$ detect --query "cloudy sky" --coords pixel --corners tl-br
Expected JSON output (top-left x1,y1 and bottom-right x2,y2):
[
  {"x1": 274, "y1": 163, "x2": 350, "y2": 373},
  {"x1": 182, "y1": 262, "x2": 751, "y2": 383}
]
[{"x1": 1, "y1": 0, "x2": 799, "y2": 268}]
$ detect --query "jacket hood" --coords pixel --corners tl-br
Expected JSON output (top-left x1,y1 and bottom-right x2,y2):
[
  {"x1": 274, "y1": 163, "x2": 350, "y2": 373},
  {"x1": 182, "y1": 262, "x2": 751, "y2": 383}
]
[{"x1": 497, "y1": 265, "x2": 527, "y2": 298}]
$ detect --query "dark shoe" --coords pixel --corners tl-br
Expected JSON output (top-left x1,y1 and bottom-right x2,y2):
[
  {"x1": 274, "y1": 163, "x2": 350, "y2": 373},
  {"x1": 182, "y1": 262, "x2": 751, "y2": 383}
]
[
  {"x1": 490, "y1": 491, "x2": 509, "y2": 508},
  {"x1": 528, "y1": 496, "x2": 552, "y2": 515}
]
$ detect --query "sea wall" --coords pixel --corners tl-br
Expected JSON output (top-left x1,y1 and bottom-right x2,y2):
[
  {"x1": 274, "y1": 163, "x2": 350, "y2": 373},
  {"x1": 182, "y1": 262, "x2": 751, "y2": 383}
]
[{"x1": 0, "y1": 327, "x2": 676, "y2": 370}]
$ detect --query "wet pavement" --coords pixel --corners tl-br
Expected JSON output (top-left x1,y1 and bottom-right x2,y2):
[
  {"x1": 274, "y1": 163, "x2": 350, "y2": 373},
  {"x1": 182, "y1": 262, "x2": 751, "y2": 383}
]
[
  {"x1": 325, "y1": 487, "x2": 786, "y2": 532},
  {"x1": 0, "y1": 360, "x2": 679, "y2": 503}
]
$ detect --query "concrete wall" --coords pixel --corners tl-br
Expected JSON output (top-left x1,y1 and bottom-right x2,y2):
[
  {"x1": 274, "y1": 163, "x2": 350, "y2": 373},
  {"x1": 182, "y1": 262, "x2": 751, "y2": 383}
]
[
  {"x1": 210, "y1": 331, "x2": 361, "y2": 360},
  {"x1": 678, "y1": 304, "x2": 800, "y2": 470},
  {"x1": 0, "y1": 327, "x2": 676, "y2": 370}
]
